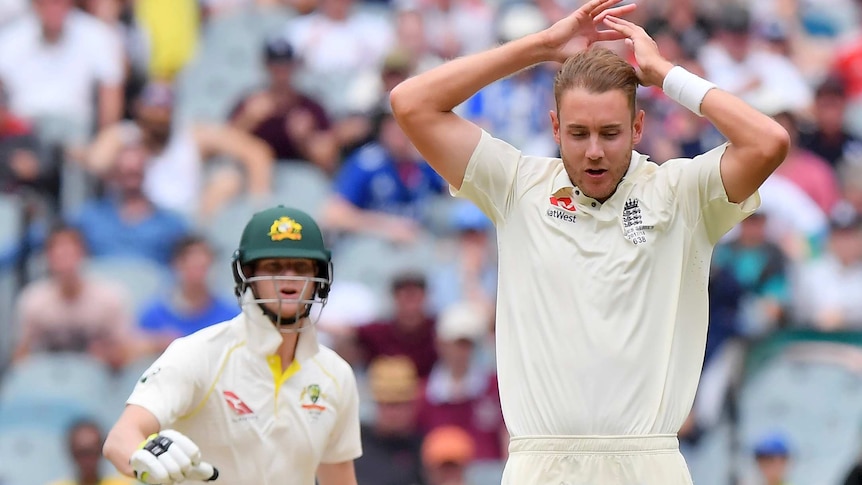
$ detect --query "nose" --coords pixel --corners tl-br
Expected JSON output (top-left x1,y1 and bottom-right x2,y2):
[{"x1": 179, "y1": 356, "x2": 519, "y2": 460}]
[{"x1": 586, "y1": 135, "x2": 603, "y2": 160}]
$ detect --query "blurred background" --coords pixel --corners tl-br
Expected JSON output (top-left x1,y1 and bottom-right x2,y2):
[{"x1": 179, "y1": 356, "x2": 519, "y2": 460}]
[{"x1": 0, "y1": 0, "x2": 861, "y2": 484}]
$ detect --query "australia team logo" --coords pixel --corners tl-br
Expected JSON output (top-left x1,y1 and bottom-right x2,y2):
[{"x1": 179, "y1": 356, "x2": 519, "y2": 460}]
[
  {"x1": 300, "y1": 384, "x2": 328, "y2": 421},
  {"x1": 268, "y1": 216, "x2": 303, "y2": 241}
]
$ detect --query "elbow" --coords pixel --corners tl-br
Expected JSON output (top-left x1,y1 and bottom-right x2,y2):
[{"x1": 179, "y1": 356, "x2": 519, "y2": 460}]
[
  {"x1": 389, "y1": 81, "x2": 420, "y2": 123},
  {"x1": 764, "y1": 122, "x2": 791, "y2": 167}
]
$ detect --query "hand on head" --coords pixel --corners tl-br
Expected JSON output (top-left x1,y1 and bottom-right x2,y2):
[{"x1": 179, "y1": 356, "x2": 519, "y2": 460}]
[
  {"x1": 601, "y1": 14, "x2": 675, "y2": 87},
  {"x1": 541, "y1": 0, "x2": 636, "y2": 62}
]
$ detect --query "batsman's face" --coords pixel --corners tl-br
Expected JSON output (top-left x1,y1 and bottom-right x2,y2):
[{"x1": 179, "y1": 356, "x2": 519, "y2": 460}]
[
  {"x1": 252, "y1": 258, "x2": 317, "y2": 317},
  {"x1": 552, "y1": 88, "x2": 643, "y2": 203}
]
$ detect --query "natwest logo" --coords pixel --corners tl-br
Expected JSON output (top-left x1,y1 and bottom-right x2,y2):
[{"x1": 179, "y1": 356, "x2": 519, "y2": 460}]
[
  {"x1": 223, "y1": 391, "x2": 253, "y2": 415},
  {"x1": 549, "y1": 195, "x2": 576, "y2": 213}
]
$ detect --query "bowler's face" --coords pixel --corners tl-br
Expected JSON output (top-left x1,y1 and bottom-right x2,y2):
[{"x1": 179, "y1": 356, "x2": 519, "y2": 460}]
[{"x1": 551, "y1": 88, "x2": 643, "y2": 203}]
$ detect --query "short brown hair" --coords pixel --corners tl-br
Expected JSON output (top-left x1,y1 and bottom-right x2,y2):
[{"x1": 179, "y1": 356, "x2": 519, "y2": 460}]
[{"x1": 554, "y1": 46, "x2": 639, "y2": 119}]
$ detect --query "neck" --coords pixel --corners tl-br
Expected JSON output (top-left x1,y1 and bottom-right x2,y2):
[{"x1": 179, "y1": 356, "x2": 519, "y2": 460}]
[
  {"x1": 179, "y1": 284, "x2": 211, "y2": 310},
  {"x1": 57, "y1": 274, "x2": 82, "y2": 298},
  {"x1": 42, "y1": 27, "x2": 62, "y2": 44},
  {"x1": 119, "y1": 194, "x2": 152, "y2": 218},
  {"x1": 450, "y1": 365, "x2": 469, "y2": 380},
  {"x1": 277, "y1": 331, "x2": 300, "y2": 364}
]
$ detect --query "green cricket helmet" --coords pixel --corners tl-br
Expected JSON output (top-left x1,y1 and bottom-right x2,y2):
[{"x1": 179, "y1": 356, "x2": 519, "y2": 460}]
[{"x1": 232, "y1": 206, "x2": 333, "y2": 324}]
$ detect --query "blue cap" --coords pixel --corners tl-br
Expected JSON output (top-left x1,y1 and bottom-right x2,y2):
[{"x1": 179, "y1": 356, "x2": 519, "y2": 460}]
[
  {"x1": 754, "y1": 433, "x2": 790, "y2": 457},
  {"x1": 450, "y1": 201, "x2": 492, "y2": 232}
]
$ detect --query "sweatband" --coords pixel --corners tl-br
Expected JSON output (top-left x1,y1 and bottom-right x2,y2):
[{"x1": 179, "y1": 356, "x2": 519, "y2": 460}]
[{"x1": 662, "y1": 65, "x2": 717, "y2": 117}]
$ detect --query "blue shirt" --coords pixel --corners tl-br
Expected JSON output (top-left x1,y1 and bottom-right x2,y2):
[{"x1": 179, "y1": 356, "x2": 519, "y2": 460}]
[
  {"x1": 72, "y1": 198, "x2": 189, "y2": 266},
  {"x1": 334, "y1": 143, "x2": 445, "y2": 220},
  {"x1": 139, "y1": 295, "x2": 239, "y2": 337}
]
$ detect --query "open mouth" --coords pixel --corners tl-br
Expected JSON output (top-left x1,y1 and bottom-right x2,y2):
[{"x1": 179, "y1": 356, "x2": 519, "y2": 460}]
[
  {"x1": 280, "y1": 288, "x2": 299, "y2": 297},
  {"x1": 585, "y1": 169, "x2": 607, "y2": 177}
]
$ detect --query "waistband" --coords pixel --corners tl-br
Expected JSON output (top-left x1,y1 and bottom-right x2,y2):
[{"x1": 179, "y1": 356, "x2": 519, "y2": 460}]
[{"x1": 508, "y1": 434, "x2": 679, "y2": 455}]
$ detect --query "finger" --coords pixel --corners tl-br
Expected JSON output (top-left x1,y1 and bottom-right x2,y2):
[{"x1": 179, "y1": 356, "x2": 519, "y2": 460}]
[
  {"x1": 601, "y1": 16, "x2": 633, "y2": 36},
  {"x1": 132, "y1": 452, "x2": 168, "y2": 483},
  {"x1": 594, "y1": 3, "x2": 637, "y2": 23},
  {"x1": 587, "y1": 0, "x2": 623, "y2": 17},
  {"x1": 593, "y1": 30, "x2": 629, "y2": 42},
  {"x1": 604, "y1": 14, "x2": 646, "y2": 34},
  {"x1": 158, "y1": 452, "x2": 185, "y2": 482},
  {"x1": 167, "y1": 445, "x2": 193, "y2": 472},
  {"x1": 162, "y1": 430, "x2": 202, "y2": 464}
]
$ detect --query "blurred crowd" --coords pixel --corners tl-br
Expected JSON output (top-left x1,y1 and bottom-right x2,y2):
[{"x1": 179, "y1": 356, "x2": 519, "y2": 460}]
[{"x1": 1, "y1": 0, "x2": 862, "y2": 484}]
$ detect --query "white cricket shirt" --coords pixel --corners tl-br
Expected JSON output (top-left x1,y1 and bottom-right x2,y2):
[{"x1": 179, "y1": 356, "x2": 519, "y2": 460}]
[
  {"x1": 453, "y1": 131, "x2": 759, "y2": 438},
  {"x1": 127, "y1": 298, "x2": 362, "y2": 484}
]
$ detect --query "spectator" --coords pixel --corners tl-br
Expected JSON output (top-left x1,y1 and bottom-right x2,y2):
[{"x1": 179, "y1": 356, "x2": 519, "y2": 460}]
[
  {"x1": 460, "y1": 3, "x2": 557, "y2": 157},
  {"x1": 230, "y1": 36, "x2": 339, "y2": 174},
  {"x1": 345, "y1": 271, "x2": 438, "y2": 378},
  {"x1": 71, "y1": 142, "x2": 188, "y2": 266},
  {"x1": 771, "y1": 110, "x2": 843, "y2": 216},
  {"x1": 13, "y1": 225, "x2": 135, "y2": 370},
  {"x1": 711, "y1": 210, "x2": 790, "y2": 341},
  {"x1": 0, "y1": 79, "x2": 51, "y2": 198},
  {"x1": 323, "y1": 112, "x2": 446, "y2": 244},
  {"x1": 421, "y1": 425, "x2": 476, "y2": 485},
  {"x1": 418, "y1": 301, "x2": 506, "y2": 461},
  {"x1": 410, "y1": 0, "x2": 496, "y2": 59},
  {"x1": 0, "y1": 0, "x2": 124, "y2": 135},
  {"x1": 698, "y1": 4, "x2": 812, "y2": 115},
  {"x1": 138, "y1": 235, "x2": 237, "y2": 353},
  {"x1": 355, "y1": 356, "x2": 425, "y2": 485},
  {"x1": 49, "y1": 419, "x2": 133, "y2": 485},
  {"x1": 794, "y1": 204, "x2": 862, "y2": 330},
  {"x1": 799, "y1": 75, "x2": 862, "y2": 169},
  {"x1": 429, "y1": 200, "x2": 496, "y2": 314},
  {"x1": 85, "y1": 82, "x2": 274, "y2": 219},
  {"x1": 284, "y1": 0, "x2": 395, "y2": 115},
  {"x1": 751, "y1": 432, "x2": 792, "y2": 485}
]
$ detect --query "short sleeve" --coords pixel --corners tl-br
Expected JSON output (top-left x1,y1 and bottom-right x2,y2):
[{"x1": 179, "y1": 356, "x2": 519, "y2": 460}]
[
  {"x1": 667, "y1": 143, "x2": 761, "y2": 244},
  {"x1": 89, "y1": 22, "x2": 124, "y2": 85},
  {"x1": 321, "y1": 367, "x2": 362, "y2": 463},
  {"x1": 125, "y1": 338, "x2": 203, "y2": 428},
  {"x1": 450, "y1": 130, "x2": 522, "y2": 223}
]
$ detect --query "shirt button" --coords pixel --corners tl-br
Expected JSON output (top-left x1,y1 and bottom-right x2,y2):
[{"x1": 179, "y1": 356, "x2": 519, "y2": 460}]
[
  {"x1": 575, "y1": 190, "x2": 580, "y2": 195},
  {"x1": 591, "y1": 202, "x2": 597, "y2": 207}
]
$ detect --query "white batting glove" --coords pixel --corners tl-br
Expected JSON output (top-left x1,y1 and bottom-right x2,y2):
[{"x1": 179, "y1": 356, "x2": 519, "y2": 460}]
[{"x1": 130, "y1": 429, "x2": 219, "y2": 484}]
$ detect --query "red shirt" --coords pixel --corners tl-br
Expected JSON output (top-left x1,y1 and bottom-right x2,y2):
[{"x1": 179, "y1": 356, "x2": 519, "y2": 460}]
[
  {"x1": 417, "y1": 372, "x2": 505, "y2": 461},
  {"x1": 356, "y1": 317, "x2": 438, "y2": 378}
]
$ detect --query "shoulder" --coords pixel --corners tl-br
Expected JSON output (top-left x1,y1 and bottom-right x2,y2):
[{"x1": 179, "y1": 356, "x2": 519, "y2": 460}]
[
  {"x1": 163, "y1": 319, "x2": 237, "y2": 358},
  {"x1": 313, "y1": 345, "x2": 357, "y2": 382}
]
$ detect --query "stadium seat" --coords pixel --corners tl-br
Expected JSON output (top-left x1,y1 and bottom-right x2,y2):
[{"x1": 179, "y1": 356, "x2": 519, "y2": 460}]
[
  {"x1": 0, "y1": 427, "x2": 70, "y2": 485},
  {"x1": 0, "y1": 194, "x2": 22, "y2": 251},
  {"x1": 466, "y1": 460, "x2": 505, "y2": 485},
  {"x1": 270, "y1": 162, "x2": 332, "y2": 219},
  {"x1": 737, "y1": 351, "x2": 862, "y2": 485},
  {"x1": 85, "y1": 256, "x2": 170, "y2": 313}
]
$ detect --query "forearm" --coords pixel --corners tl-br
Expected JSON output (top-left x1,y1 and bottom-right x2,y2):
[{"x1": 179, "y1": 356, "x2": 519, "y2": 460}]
[
  {"x1": 700, "y1": 89, "x2": 788, "y2": 161},
  {"x1": 243, "y1": 150, "x2": 274, "y2": 195},
  {"x1": 104, "y1": 425, "x2": 147, "y2": 476},
  {"x1": 392, "y1": 33, "x2": 551, "y2": 115},
  {"x1": 98, "y1": 85, "x2": 124, "y2": 128}
]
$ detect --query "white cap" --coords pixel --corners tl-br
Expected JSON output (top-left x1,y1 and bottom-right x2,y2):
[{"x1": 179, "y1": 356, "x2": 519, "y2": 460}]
[{"x1": 436, "y1": 301, "x2": 490, "y2": 341}]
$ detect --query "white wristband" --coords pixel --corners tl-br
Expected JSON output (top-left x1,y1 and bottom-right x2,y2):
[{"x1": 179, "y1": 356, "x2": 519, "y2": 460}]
[{"x1": 661, "y1": 66, "x2": 717, "y2": 117}]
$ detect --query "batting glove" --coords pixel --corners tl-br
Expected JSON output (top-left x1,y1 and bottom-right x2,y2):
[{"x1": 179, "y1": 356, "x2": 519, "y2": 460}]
[{"x1": 130, "y1": 429, "x2": 219, "y2": 484}]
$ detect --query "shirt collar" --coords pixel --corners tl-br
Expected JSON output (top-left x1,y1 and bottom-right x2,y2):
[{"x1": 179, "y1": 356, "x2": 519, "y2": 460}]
[
  {"x1": 551, "y1": 150, "x2": 648, "y2": 195},
  {"x1": 238, "y1": 290, "x2": 320, "y2": 362}
]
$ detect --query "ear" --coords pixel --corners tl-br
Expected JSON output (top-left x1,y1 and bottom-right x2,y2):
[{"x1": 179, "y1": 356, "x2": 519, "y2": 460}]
[
  {"x1": 632, "y1": 109, "x2": 645, "y2": 145},
  {"x1": 550, "y1": 110, "x2": 561, "y2": 145}
]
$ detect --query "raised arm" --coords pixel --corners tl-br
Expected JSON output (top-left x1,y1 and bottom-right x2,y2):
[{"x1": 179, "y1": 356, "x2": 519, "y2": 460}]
[
  {"x1": 390, "y1": 0, "x2": 633, "y2": 190},
  {"x1": 603, "y1": 15, "x2": 790, "y2": 203}
]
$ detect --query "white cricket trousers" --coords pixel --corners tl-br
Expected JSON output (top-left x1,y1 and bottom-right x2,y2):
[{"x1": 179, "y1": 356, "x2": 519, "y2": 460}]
[{"x1": 501, "y1": 435, "x2": 694, "y2": 485}]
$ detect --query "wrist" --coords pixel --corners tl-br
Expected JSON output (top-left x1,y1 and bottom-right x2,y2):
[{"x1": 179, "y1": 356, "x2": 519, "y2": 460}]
[{"x1": 661, "y1": 65, "x2": 717, "y2": 117}]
